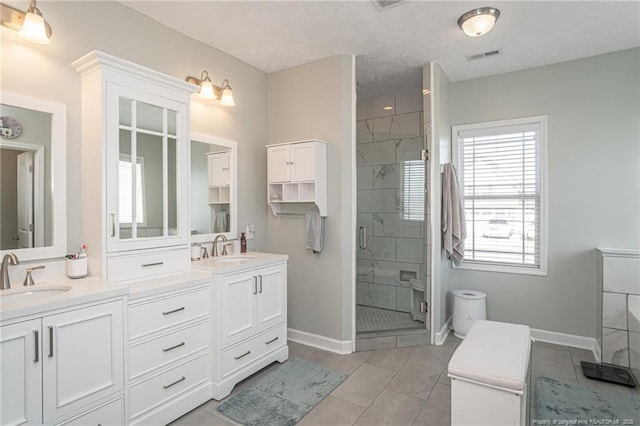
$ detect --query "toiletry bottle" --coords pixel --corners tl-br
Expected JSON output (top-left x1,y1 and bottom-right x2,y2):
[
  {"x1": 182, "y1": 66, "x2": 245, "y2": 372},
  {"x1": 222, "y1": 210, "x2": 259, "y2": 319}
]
[{"x1": 240, "y1": 232, "x2": 247, "y2": 253}]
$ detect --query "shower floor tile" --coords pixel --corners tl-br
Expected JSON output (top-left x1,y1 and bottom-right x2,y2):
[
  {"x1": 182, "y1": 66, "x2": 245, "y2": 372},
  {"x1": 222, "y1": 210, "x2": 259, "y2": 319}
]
[{"x1": 357, "y1": 304, "x2": 424, "y2": 333}]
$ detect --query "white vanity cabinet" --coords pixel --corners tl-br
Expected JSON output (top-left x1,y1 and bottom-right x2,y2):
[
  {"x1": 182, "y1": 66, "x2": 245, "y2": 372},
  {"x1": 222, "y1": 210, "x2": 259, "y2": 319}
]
[
  {"x1": 72, "y1": 51, "x2": 194, "y2": 282},
  {"x1": 127, "y1": 282, "x2": 212, "y2": 425},
  {"x1": 0, "y1": 299, "x2": 125, "y2": 426},
  {"x1": 200, "y1": 256, "x2": 288, "y2": 400},
  {"x1": 266, "y1": 140, "x2": 327, "y2": 216}
]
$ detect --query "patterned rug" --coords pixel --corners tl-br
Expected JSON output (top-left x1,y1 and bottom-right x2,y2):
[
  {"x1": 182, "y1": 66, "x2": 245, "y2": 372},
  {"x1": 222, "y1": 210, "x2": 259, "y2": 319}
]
[
  {"x1": 535, "y1": 377, "x2": 640, "y2": 424},
  {"x1": 217, "y1": 358, "x2": 347, "y2": 426}
]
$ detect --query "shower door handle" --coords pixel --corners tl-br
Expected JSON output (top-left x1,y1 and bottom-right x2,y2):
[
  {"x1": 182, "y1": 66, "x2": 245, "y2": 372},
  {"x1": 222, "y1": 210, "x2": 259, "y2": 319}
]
[{"x1": 359, "y1": 226, "x2": 367, "y2": 249}]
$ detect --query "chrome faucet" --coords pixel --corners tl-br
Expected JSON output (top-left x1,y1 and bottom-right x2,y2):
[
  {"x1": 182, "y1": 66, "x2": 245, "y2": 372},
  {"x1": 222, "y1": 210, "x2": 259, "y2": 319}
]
[
  {"x1": 1, "y1": 253, "x2": 20, "y2": 290},
  {"x1": 212, "y1": 235, "x2": 228, "y2": 257}
]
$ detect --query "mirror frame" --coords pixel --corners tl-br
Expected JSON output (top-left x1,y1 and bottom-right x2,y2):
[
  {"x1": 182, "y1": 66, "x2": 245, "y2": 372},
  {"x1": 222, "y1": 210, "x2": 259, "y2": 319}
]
[
  {"x1": 190, "y1": 132, "x2": 238, "y2": 243},
  {"x1": 0, "y1": 92, "x2": 67, "y2": 261}
]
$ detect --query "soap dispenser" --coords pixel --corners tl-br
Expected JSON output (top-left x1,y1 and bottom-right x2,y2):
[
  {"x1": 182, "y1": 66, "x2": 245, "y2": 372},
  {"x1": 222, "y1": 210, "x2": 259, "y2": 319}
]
[{"x1": 240, "y1": 232, "x2": 247, "y2": 253}]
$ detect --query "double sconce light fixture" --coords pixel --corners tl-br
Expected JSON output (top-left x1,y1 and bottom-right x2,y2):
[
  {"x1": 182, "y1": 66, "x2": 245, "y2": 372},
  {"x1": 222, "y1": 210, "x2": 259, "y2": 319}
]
[
  {"x1": 185, "y1": 71, "x2": 236, "y2": 107},
  {"x1": 458, "y1": 7, "x2": 500, "y2": 37},
  {"x1": 1, "y1": 0, "x2": 52, "y2": 44}
]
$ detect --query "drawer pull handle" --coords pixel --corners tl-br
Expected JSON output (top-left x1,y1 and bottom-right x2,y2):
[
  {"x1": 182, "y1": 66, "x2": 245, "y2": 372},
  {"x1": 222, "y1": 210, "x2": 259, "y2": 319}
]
[
  {"x1": 162, "y1": 307, "x2": 185, "y2": 316},
  {"x1": 33, "y1": 330, "x2": 39, "y2": 363},
  {"x1": 141, "y1": 262, "x2": 164, "y2": 268},
  {"x1": 163, "y1": 342, "x2": 186, "y2": 353},
  {"x1": 48, "y1": 326, "x2": 54, "y2": 358},
  {"x1": 258, "y1": 275, "x2": 263, "y2": 293},
  {"x1": 253, "y1": 276, "x2": 257, "y2": 295},
  {"x1": 163, "y1": 376, "x2": 186, "y2": 390},
  {"x1": 265, "y1": 336, "x2": 279, "y2": 345},
  {"x1": 234, "y1": 350, "x2": 251, "y2": 360}
]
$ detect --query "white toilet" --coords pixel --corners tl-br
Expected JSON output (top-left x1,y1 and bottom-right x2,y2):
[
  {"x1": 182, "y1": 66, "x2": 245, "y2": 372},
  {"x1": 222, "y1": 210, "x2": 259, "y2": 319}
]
[{"x1": 409, "y1": 278, "x2": 426, "y2": 322}]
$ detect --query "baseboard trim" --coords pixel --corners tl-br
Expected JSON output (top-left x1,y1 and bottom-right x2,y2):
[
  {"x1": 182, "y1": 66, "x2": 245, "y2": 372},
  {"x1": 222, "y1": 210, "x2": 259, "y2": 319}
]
[
  {"x1": 530, "y1": 328, "x2": 600, "y2": 362},
  {"x1": 434, "y1": 316, "x2": 452, "y2": 345},
  {"x1": 288, "y1": 328, "x2": 352, "y2": 355}
]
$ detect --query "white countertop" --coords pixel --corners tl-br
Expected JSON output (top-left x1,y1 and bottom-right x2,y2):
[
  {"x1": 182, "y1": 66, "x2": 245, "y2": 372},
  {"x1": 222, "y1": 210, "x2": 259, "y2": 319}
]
[
  {"x1": 0, "y1": 252, "x2": 287, "y2": 322},
  {"x1": 191, "y1": 251, "x2": 288, "y2": 274},
  {"x1": 0, "y1": 277, "x2": 128, "y2": 322}
]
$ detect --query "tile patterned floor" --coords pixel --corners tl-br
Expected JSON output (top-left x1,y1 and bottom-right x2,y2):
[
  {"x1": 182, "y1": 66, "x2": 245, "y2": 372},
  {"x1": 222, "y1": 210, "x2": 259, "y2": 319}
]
[
  {"x1": 356, "y1": 305, "x2": 424, "y2": 333},
  {"x1": 170, "y1": 337, "x2": 640, "y2": 426}
]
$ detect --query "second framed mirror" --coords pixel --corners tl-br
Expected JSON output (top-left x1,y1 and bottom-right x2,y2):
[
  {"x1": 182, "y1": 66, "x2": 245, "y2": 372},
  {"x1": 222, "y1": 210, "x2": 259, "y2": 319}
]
[{"x1": 190, "y1": 132, "x2": 237, "y2": 243}]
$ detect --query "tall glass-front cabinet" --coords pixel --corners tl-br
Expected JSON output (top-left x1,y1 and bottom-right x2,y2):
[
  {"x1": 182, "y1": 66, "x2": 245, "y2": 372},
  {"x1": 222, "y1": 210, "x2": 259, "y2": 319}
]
[{"x1": 73, "y1": 51, "x2": 194, "y2": 282}]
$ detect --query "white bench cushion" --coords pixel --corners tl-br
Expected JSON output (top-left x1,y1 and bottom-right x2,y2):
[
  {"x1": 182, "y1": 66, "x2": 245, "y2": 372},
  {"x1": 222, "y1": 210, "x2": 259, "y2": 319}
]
[{"x1": 448, "y1": 320, "x2": 531, "y2": 391}]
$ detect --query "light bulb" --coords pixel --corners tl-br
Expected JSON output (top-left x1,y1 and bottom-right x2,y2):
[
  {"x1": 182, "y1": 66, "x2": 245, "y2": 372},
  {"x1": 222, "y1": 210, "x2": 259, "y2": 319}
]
[
  {"x1": 219, "y1": 87, "x2": 236, "y2": 107},
  {"x1": 19, "y1": 11, "x2": 50, "y2": 44}
]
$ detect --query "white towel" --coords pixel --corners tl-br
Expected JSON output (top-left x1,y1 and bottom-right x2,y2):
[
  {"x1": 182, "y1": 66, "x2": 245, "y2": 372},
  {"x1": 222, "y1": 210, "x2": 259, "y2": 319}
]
[
  {"x1": 442, "y1": 163, "x2": 466, "y2": 263},
  {"x1": 305, "y1": 211, "x2": 324, "y2": 253}
]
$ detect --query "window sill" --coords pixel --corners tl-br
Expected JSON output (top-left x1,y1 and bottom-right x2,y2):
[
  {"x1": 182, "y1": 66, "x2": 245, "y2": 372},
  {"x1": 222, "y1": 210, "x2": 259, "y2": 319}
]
[{"x1": 452, "y1": 260, "x2": 547, "y2": 276}]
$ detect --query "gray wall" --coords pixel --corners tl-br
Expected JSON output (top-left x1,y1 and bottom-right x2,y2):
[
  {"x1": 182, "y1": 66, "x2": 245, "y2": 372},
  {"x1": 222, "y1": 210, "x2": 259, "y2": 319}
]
[
  {"x1": 448, "y1": 48, "x2": 640, "y2": 338},
  {"x1": 1, "y1": 1, "x2": 269, "y2": 260},
  {"x1": 267, "y1": 55, "x2": 356, "y2": 342}
]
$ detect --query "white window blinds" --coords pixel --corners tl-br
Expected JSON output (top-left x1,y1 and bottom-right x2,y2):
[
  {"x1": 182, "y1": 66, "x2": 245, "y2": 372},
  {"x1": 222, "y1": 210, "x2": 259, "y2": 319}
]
[
  {"x1": 456, "y1": 117, "x2": 546, "y2": 273},
  {"x1": 402, "y1": 160, "x2": 425, "y2": 221}
]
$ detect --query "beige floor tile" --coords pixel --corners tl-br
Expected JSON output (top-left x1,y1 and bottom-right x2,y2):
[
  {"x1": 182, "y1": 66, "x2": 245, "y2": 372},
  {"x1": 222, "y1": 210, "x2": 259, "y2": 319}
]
[
  {"x1": 385, "y1": 355, "x2": 443, "y2": 400},
  {"x1": 307, "y1": 347, "x2": 373, "y2": 375},
  {"x1": 298, "y1": 395, "x2": 366, "y2": 426},
  {"x1": 531, "y1": 345, "x2": 577, "y2": 382},
  {"x1": 569, "y1": 346, "x2": 596, "y2": 365},
  {"x1": 366, "y1": 346, "x2": 417, "y2": 372},
  {"x1": 332, "y1": 362, "x2": 396, "y2": 407},
  {"x1": 354, "y1": 389, "x2": 424, "y2": 426},
  {"x1": 169, "y1": 405, "x2": 236, "y2": 426},
  {"x1": 412, "y1": 382, "x2": 451, "y2": 426},
  {"x1": 288, "y1": 340, "x2": 318, "y2": 360}
]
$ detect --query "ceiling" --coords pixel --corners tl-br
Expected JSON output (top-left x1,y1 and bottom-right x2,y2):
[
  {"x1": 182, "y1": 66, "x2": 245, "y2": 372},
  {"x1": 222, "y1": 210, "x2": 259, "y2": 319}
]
[{"x1": 121, "y1": 1, "x2": 640, "y2": 98}]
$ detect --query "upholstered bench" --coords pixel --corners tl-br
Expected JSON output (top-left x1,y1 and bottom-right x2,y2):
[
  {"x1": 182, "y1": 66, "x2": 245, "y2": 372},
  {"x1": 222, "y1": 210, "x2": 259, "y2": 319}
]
[{"x1": 448, "y1": 320, "x2": 531, "y2": 426}]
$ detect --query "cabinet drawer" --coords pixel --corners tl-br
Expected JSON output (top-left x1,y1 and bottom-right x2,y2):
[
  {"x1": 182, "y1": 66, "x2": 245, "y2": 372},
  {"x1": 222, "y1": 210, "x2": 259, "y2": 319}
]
[
  {"x1": 130, "y1": 320, "x2": 210, "y2": 379},
  {"x1": 221, "y1": 324, "x2": 286, "y2": 377},
  {"x1": 56, "y1": 397, "x2": 123, "y2": 426},
  {"x1": 129, "y1": 287, "x2": 210, "y2": 340},
  {"x1": 107, "y1": 247, "x2": 189, "y2": 283},
  {"x1": 130, "y1": 354, "x2": 210, "y2": 420}
]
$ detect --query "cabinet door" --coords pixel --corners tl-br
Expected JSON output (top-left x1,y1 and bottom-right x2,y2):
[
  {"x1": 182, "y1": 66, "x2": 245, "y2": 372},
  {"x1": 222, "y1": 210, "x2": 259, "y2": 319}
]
[
  {"x1": 106, "y1": 83, "x2": 189, "y2": 252},
  {"x1": 256, "y1": 263, "x2": 287, "y2": 331},
  {"x1": 219, "y1": 270, "x2": 258, "y2": 346},
  {"x1": 291, "y1": 142, "x2": 316, "y2": 182},
  {"x1": 0, "y1": 319, "x2": 42, "y2": 426},
  {"x1": 42, "y1": 300, "x2": 124, "y2": 423},
  {"x1": 208, "y1": 152, "x2": 230, "y2": 187},
  {"x1": 267, "y1": 145, "x2": 291, "y2": 182}
]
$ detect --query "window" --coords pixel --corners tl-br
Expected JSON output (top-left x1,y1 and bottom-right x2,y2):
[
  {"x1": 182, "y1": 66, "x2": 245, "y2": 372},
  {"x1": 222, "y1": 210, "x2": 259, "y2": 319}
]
[
  {"x1": 119, "y1": 155, "x2": 145, "y2": 225},
  {"x1": 453, "y1": 116, "x2": 547, "y2": 275},
  {"x1": 402, "y1": 160, "x2": 425, "y2": 221}
]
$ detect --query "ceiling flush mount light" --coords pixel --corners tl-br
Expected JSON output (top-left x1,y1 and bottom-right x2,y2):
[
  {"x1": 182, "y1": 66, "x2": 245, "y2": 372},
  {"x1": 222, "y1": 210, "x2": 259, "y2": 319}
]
[
  {"x1": 185, "y1": 71, "x2": 236, "y2": 106},
  {"x1": 0, "y1": 0, "x2": 52, "y2": 44},
  {"x1": 458, "y1": 7, "x2": 500, "y2": 37}
]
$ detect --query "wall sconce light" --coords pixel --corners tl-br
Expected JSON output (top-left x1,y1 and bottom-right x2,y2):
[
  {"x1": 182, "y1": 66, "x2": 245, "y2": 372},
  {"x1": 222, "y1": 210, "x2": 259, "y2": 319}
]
[
  {"x1": 458, "y1": 7, "x2": 500, "y2": 37},
  {"x1": 1, "y1": 0, "x2": 52, "y2": 44},
  {"x1": 185, "y1": 71, "x2": 236, "y2": 106}
]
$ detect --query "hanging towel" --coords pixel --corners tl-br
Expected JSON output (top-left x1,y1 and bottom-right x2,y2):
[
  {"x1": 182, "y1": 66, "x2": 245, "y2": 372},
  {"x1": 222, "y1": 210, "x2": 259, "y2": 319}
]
[
  {"x1": 305, "y1": 211, "x2": 324, "y2": 254},
  {"x1": 442, "y1": 163, "x2": 467, "y2": 263}
]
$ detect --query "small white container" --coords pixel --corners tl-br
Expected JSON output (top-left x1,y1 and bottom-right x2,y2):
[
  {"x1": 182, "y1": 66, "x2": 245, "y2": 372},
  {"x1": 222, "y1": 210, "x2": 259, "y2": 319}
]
[
  {"x1": 452, "y1": 289, "x2": 487, "y2": 338},
  {"x1": 191, "y1": 244, "x2": 201, "y2": 261},
  {"x1": 67, "y1": 257, "x2": 87, "y2": 279}
]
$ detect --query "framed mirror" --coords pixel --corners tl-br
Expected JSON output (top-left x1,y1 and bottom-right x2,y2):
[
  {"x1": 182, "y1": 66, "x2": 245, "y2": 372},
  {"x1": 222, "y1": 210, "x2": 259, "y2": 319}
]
[
  {"x1": 0, "y1": 92, "x2": 67, "y2": 261},
  {"x1": 190, "y1": 132, "x2": 237, "y2": 243}
]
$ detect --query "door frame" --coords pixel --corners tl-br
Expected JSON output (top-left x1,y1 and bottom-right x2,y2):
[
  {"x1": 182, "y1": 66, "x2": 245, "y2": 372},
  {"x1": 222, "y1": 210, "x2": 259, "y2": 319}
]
[{"x1": 1, "y1": 141, "x2": 45, "y2": 247}]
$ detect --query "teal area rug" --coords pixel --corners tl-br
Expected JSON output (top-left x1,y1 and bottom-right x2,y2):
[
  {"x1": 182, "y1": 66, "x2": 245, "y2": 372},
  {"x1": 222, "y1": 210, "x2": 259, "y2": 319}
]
[
  {"x1": 217, "y1": 357, "x2": 347, "y2": 426},
  {"x1": 535, "y1": 377, "x2": 640, "y2": 424}
]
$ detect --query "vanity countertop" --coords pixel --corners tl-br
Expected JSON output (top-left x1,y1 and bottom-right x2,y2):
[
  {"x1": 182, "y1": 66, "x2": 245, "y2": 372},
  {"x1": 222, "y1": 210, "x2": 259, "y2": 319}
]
[
  {"x1": 191, "y1": 251, "x2": 288, "y2": 274},
  {"x1": 0, "y1": 277, "x2": 128, "y2": 322}
]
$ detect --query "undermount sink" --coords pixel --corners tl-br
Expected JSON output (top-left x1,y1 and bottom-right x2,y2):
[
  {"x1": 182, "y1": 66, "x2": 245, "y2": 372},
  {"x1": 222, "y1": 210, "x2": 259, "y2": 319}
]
[
  {"x1": 212, "y1": 255, "x2": 256, "y2": 265},
  {"x1": 1, "y1": 286, "x2": 72, "y2": 301}
]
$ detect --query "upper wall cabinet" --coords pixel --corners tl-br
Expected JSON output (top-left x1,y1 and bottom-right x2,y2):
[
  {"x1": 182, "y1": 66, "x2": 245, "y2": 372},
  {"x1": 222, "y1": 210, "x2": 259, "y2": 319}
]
[
  {"x1": 266, "y1": 140, "x2": 327, "y2": 216},
  {"x1": 72, "y1": 51, "x2": 194, "y2": 282}
]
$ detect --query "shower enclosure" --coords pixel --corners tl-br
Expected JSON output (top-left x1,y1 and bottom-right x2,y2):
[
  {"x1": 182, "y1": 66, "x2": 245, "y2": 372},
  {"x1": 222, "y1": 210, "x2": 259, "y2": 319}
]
[{"x1": 355, "y1": 83, "x2": 432, "y2": 350}]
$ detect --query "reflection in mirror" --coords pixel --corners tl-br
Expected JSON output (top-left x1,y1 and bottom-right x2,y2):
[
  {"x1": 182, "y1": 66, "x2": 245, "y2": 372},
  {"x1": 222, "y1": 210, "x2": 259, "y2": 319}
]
[
  {"x1": 190, "y1": 133, "x2": 237, "y2": 243},
  {"x1": 0, "y1": 92, "x2": 66, "y2": 261}
]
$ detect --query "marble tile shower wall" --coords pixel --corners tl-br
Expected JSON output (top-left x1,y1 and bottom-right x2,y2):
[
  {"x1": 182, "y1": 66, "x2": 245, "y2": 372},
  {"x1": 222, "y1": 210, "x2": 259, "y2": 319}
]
[{"x1": 356, "y1": 91, "x2": 425, "y2": 313}]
